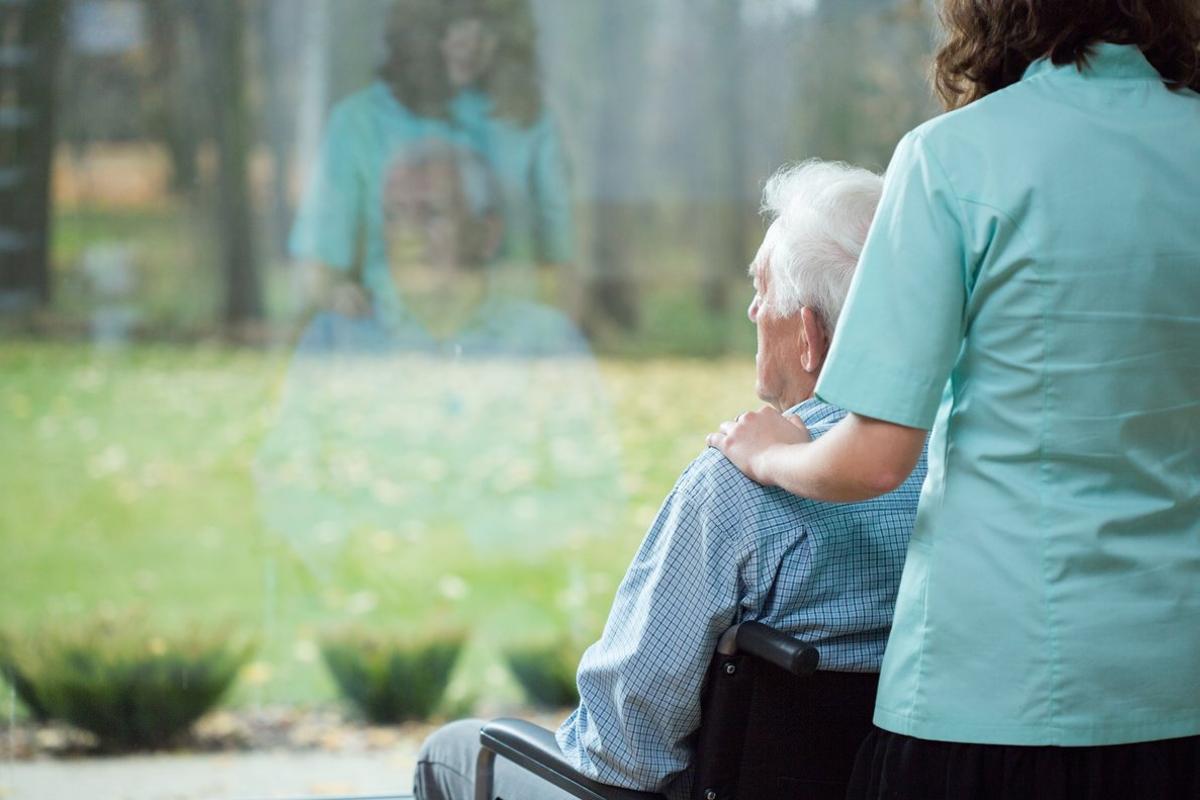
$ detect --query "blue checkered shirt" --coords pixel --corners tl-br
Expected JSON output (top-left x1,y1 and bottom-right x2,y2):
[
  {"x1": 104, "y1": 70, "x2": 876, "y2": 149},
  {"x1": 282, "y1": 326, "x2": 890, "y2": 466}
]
[{"x1": 555, "y1": 398, "x2": 927, "y2": 799}]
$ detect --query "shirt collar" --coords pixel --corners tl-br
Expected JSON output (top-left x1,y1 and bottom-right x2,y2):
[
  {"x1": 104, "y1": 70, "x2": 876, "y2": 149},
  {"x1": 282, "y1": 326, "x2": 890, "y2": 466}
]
[
  {"x1": 1022, "y1": 42, "x2": 1161, "y2": 83},
  {"x1": 785, "y1": 397, "x2": 845, "y2": 428}
]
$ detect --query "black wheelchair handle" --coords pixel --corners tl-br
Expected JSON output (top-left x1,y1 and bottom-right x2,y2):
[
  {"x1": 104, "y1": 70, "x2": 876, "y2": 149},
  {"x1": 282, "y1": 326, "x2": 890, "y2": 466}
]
[
  {"x1": 478, "y1": 718, "x2": 667, "y2": 800},
  {"x1": 734, "y1": 621, "x2": 820, "y2": 676}
]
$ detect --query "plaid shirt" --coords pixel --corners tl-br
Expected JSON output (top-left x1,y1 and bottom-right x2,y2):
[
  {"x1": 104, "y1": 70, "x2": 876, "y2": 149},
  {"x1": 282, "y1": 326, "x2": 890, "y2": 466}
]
[{"x1": 556, "y1": 398, "x2": 926, "y2": 799}]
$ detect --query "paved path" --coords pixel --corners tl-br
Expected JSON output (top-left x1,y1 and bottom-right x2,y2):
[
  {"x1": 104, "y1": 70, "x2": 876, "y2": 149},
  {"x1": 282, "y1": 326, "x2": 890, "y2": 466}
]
[
  {"x1": 0, "y1": 709, "x2": 569, "y2": 800},
  {"x1": 1, "y1": 750, "x2": 416, "y2": 800}
]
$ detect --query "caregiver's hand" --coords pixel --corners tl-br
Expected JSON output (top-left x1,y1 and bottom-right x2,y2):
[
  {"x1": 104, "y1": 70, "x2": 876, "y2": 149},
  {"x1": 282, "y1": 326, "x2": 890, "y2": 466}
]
[{"x1": 707, "y1": 405, "x2": 811, "y2": 486}]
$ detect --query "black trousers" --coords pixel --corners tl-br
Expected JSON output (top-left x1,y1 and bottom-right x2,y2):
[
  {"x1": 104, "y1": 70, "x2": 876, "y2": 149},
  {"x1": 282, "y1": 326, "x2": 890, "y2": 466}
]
[{"x1": 847, "y1": 727, "x2": 1200, "y2": 800}]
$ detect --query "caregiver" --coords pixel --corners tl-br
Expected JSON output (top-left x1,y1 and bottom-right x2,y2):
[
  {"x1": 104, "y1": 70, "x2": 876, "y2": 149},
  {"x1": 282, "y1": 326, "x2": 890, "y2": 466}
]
[{"x1": 708, "y1": 1, "x2": 1200, "y2": 797}]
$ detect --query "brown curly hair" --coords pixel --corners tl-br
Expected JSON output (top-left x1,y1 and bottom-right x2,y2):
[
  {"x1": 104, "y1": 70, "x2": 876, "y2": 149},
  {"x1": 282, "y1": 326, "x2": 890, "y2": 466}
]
[
  {"x1": 379, "y1": 0, "x2": 454, "y2": 118},
  {"x1": 933, "y1": 0, "x2": 1200, "y2": 110},
  {"x1": 449, "y1": 0, "x2": 544, "y2": 127}
]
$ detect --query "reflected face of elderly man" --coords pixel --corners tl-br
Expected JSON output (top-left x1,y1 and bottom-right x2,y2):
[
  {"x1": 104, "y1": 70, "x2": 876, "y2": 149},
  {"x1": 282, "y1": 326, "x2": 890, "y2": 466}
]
[
  {"x1": 747, "y1": 228, "x2": 829, "y2": 412},
  {"x1": 385, "y1": 156, "x2": 471, "y2": 275},
  {"x1": 383, "y1": 152, "x2": 502, "y2": 282}
]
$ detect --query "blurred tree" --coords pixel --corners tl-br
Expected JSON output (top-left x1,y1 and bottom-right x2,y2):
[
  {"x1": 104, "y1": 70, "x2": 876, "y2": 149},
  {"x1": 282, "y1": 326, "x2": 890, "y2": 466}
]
[
  {"x1": 798, "y1": 0, "x2": 937, "y2": 166},
  {"x1": 816, "y1": 0, "x2": 881, "y2": 19},
  {"x1": 144, "y1": 0, "x2": 200, "y2": 192},
  {"x1": 699, "y1": 0, "x2": 748, "y2": 315},
  {"x1": 0, "y1": 0, "x2": 67, "y2": 310},
  {"x1": 257, "y1": 0, "x2": 297, "y2": 258},
  {"x1": 193, "y1": 0, "x2": 262, "y2": 327},
  {"x1": 587, "y1": 0, "x2": 642, "y2": 331}
]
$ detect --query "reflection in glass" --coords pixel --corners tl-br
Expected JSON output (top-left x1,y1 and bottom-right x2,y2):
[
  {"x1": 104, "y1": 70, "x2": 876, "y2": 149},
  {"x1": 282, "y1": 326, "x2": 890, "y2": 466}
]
[
  {"x1": 259, "y1": 141, "x2": 621, "y2": 576},
  {"x1": 0, "y1": 1, "x2": 940, "y2": 797},
  {"x1": 290, "y1": 0, "x2": 573, "y2": 321}
]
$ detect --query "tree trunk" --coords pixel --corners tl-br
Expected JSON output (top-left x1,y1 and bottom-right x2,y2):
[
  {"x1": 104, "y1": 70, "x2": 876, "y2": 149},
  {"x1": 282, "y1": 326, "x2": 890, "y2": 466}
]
[
  {"x1": 145, "y1": 0, "x2": 200, "y2": 193},
  {"x1": 587, "y1": 2, "x2": 640, "y2": 331},
  {"x1": 701, "y1": 0, "x2": 748, "y2": 315},
  {"x1": 195, "y1": 0, "x2": 262, "y2": 327},
  {"x1": 258, "y1": 0, "x2": 299, "y2": 260},
  {"x1": 0, "y1": 0, "x2": 66, "y2": 310}
]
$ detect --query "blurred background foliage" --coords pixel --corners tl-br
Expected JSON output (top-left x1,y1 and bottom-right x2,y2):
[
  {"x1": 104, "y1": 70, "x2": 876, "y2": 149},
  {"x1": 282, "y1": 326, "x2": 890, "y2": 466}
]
[
  {"x1": 503, "y1": 637, "x2": 583, "y2": 708},
  {"x1": 0, "y1": 614, "x2": 255, "y2": 749},
  {"x1": 3, "y1": 0, "x2": 937, "y2": 343},
  {"x1": 318, "y1": 627, "x2": 466, "y2": 723},
  {"x1": 1, "y1": 0, "x2": 940, "y2": 726}
]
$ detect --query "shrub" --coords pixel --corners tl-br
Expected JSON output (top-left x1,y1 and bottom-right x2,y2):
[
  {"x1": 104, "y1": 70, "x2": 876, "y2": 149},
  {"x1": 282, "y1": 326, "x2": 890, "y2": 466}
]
[
  {"x1": 504, "y1": 639, "x2": 581, "y2": 708},
  {"x1": 4, "y1": 619, "x2": 254, "y2": 750},
  {"x1": 0, "y1": 632, "x2": 52, "y2": 721},
  {"x1": 319, "y1": 628, "x2": 464, "y2": 724}
]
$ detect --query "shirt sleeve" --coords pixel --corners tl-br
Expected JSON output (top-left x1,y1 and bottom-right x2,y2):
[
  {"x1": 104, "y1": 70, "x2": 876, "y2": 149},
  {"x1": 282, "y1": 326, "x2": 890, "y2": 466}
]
[
  {"x1": 555, "y1": 453, "x2": 752, "y2": 793},
  {"x1": 288, "y1": 105, "x2": 364, "y2": 271},
  {"x1": 814, "y1": 131, "x2": 970, "y2": 430}
]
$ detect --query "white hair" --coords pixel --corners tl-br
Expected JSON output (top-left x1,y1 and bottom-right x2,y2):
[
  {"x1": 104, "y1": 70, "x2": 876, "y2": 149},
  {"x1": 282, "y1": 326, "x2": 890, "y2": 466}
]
[
  {"x1": 387, "y1": 138, "x2": 500, "y2": 220},
  {"x1": 755, "y1": 159, "x2": 883, "y2": 336}
]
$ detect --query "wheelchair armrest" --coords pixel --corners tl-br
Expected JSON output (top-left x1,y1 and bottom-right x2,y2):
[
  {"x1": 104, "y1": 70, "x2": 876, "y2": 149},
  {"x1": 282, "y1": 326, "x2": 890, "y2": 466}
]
[
  {"x1": 479, "y1": 718, "x2": 666, "y2": 800},
  {"x1": 734, "y1": 621, "x2": 820, "y2": 676}
]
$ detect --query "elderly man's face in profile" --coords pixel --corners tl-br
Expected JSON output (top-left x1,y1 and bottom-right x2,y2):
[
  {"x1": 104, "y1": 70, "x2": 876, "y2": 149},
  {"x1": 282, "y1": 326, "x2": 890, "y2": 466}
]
[{"x1": 748, "y1": 239, "x2": 811, "y2": 411}]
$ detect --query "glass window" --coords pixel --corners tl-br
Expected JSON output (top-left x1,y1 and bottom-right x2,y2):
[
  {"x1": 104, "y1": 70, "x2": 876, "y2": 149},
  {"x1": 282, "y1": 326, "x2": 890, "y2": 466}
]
[{"x1": 0, "y1": 1, "x2": 937, "y2": 797}]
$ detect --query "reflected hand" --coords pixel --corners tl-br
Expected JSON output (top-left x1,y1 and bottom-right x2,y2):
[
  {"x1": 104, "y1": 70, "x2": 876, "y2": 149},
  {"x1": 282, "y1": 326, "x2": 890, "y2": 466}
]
[
  {"x1": 329, "y1": 281, "x2": 372, "y2": 318},
  {"x1": 706, "y1": 405, "x2": 811, "y2": 486}
]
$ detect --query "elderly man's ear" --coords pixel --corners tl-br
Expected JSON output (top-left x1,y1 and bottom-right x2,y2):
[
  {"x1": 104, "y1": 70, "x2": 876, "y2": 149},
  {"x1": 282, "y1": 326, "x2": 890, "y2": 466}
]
[{"x1": 800, "y1": 306, "x2": 829, "y2": 374}]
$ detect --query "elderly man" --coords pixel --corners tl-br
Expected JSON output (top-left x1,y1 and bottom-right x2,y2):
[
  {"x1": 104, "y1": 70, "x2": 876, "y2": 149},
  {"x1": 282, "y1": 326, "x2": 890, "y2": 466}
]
[{"x1": 413, "y1": 160, "x2": 928, "y2": 800}]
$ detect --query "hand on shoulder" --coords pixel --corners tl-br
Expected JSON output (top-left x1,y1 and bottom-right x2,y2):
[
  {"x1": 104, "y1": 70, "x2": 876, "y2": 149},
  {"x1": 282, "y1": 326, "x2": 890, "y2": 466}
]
[{"x1": 706, "y1": 405, "x2": 812, "y2": 486}]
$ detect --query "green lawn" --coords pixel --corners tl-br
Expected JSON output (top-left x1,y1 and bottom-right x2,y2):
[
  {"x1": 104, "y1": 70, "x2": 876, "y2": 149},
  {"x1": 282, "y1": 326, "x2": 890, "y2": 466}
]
[{"x1": 0, "y1": 340, "x2": 758, "y2": 710}]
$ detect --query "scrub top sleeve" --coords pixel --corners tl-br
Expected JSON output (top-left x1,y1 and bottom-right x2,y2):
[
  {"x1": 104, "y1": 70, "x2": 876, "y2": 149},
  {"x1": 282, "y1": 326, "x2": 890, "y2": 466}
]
[
  {"x1": 288, "y1": 106, "x2": 364, "y2": 271},
  {"x1": 815, "y1": 132, "x2": 969, "y2": 430}
]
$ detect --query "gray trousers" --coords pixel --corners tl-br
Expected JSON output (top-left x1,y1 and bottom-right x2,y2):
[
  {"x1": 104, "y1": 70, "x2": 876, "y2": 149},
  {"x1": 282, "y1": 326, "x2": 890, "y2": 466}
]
[{"x1": 414, "y1": 718, "x2": 576, "y2": 800}]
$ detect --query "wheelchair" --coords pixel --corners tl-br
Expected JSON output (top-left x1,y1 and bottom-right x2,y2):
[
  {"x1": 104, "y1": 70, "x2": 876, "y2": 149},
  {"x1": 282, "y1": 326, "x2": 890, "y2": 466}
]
[{"x1": 474, "y1": 621, "x2": 879, "y2": 800}]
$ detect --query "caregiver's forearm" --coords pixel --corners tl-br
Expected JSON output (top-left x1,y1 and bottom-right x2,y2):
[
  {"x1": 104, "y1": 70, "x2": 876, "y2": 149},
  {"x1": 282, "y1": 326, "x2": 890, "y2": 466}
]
[{"x1": 759, "y1": 413, "x2": 926, "y2": 502}]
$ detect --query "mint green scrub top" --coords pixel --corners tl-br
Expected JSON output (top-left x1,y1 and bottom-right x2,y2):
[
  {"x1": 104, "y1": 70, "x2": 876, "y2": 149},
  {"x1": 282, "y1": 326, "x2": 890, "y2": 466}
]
[
  {"x1": 451, "y1": 90, "x2": 575, "y2": 265},
  {"x1": 815, "y1": 44, "x2": 1200, "y2": 746},
  {"x1": 289, "y1": 82, "x2": 462, "y2": 320}
]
